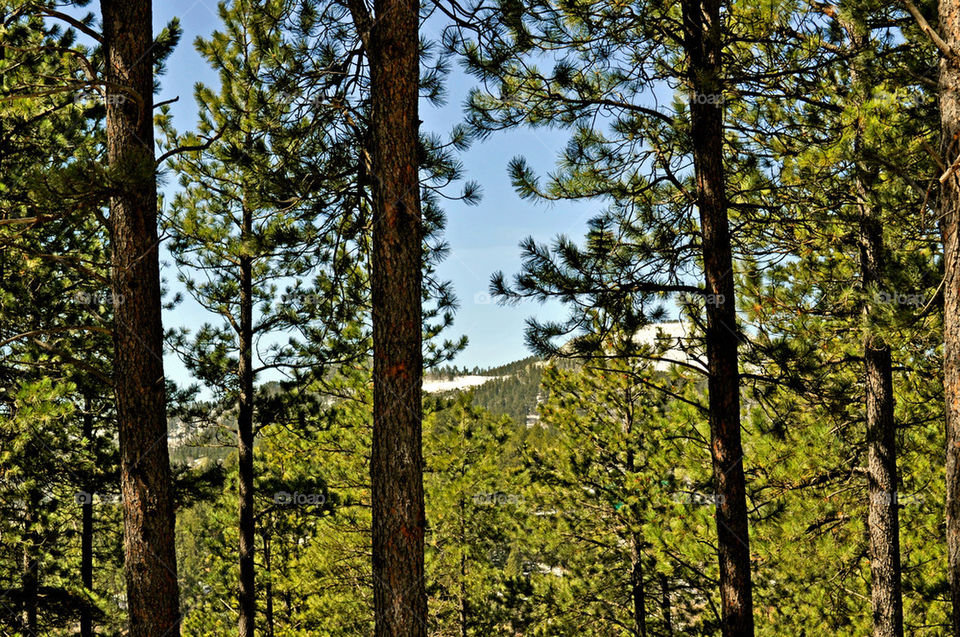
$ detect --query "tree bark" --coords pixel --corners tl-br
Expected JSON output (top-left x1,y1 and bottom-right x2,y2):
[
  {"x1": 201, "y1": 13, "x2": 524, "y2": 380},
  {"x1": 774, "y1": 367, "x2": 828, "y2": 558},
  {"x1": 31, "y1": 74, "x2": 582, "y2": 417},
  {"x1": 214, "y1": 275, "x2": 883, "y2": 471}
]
[
  {"x1": 100, "y1": 2, "x2": 180, "y2": 635},
  {"x1": 237, "y1": 203, "x2": 256, "y2": 637},
  {"x1": 661, "y1": 573, "x2": 673, "y2": 636},
  {"x1": 81, "y1": 401, "x2": 95, "y2": 637},
  {"x1": 360, "y1": 0, "x2": 428, "y2": 633},
  {"x1": 263, "y1": 531, "x2": 275, "y2": 637},
  {"x1": 680, "y1": 1, "x2": 754, "y2": 635},
  {"x1": 854, "y1": 78, "x2": 904, "y2": 637},
  {"x1": 624, "y1": 389, "x2": 646, "y2": 637},
  {"x1": 630, "y1": 535, "x2": 647, "y2": 637},
  {"x1": 21, "y1": 488, "x2": 39, "y2": 635},
  {"x1": 942, "y1": 0, "x2": 960, "y2": 631}
]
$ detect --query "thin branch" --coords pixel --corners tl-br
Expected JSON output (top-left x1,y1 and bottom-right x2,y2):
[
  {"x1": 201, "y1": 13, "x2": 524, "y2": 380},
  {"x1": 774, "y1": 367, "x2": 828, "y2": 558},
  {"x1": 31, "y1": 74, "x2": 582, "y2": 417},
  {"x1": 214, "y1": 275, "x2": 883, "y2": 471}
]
[
  {"x1": 346, "y1": 0, "x2": 373, "y2": 51},
  {"x1": 37, "y1": 7, "x2": 103, "y2": 43},
  {"x1": 157, "y1": 128, "x2": 226, "y2": 165},
  {"x1": 0, "y1": 326, "x2": 111, "y2": 350},
  {"x1": 900, "y1": 0, "x2": 960, "y2": 62},
  {"x1": 30, "y1": 338, "x2": 113, "y2": 387}
]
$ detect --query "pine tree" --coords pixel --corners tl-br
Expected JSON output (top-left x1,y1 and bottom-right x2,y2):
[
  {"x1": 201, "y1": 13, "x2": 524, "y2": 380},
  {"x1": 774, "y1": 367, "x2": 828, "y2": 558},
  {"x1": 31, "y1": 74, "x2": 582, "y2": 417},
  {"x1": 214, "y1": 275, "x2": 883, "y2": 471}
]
[
  {"x1": 937, "y1": 0, "x2": 960, "y2": 631},
  {"x1": 100, "y1": 1, "x2": 181, "y2": 633},
  {"x1": 423, "y1": 394, "x2": 527, "y2": 636},
  {"x1": 0, "y1": 6, "x2": 125, "y2": 634},
  {"x1": 346, "y1": 0, "x2": 428, "y2": 631},
  {"x1": 455, "y1": 0, "x2": 767, "y2": 626},
  {"x1": 729, "y1": 4, "x2": 939, "y2": 632},
  {"x1": 160, "y1": 2, "x2": 368, "y2": 633}
]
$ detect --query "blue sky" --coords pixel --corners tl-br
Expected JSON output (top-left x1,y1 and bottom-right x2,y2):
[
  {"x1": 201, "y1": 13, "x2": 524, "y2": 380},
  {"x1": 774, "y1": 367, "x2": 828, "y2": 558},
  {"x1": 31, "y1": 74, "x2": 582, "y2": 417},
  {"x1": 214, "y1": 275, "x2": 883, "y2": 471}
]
[{"x1": 151, "y1": 0, "x2": 596, "y2": 384}]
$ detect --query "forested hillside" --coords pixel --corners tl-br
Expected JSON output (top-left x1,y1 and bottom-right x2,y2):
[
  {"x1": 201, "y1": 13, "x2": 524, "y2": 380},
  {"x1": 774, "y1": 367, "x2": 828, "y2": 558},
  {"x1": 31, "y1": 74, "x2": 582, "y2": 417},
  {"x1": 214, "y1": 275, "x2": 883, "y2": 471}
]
[{"x1": 3, "y1": 0, "x2": 960, "y2": 636}]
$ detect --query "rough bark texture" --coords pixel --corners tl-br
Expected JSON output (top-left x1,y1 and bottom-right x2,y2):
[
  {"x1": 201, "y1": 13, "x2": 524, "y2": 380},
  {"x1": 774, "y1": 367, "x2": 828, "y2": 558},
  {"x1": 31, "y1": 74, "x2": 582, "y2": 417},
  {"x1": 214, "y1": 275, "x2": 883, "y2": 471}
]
[
  {"x1": 366, "y1": 0, "x2": 427, "y2": 633},
  {"x1": 856, "y1": 125, "x2": 904, "y2": 637},
  {"x1": 238, "y1": 206, "x2": 256, "y2": 637},
  {"x1": 681, "y1": 0, "x2": 754, "y2": 635},
  {"x1": 863, "y1": 336, "x2": 903, "y2": 637},
  {"x1": 942, "y1": 0, "x2": 960, "y2": 632},
  {"x1": 101, "y1": 2, "x2": 181, "y2": 635}
]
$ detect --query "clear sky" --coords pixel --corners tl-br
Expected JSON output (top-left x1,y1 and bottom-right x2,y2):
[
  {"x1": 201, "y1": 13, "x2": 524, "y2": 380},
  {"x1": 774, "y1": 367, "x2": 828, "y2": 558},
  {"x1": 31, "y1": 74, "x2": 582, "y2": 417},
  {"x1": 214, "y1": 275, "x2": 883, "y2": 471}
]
[{"x1": 151, "y1": 0, "x2": 595, "y2": 384}]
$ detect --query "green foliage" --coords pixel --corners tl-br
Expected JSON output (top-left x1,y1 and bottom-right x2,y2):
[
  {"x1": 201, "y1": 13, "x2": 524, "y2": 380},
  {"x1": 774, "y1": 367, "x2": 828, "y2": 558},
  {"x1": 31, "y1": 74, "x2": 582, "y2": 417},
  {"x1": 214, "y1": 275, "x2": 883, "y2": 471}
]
[{"x1": 1, "y1": 0, "x2": 957, "y2": 635}]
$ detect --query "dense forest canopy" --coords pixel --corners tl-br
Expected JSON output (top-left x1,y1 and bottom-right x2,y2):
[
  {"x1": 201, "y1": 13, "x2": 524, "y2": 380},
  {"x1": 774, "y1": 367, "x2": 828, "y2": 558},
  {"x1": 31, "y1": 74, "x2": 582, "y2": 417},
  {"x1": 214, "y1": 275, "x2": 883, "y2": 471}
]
[{"x1": 1, "y1": 0, "x2": 959, "y2": 635}]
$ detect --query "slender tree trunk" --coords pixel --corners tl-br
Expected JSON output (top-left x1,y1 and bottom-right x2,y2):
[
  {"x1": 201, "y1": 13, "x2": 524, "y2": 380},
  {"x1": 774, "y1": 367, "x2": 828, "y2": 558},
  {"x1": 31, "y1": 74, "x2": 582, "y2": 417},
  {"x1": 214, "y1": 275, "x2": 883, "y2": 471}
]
[
  {"x1": 838, "y1": 23, "x2": 905, "y2": 635},
  {"x1": 862, "y1": 329, "x2": 903, "y2": 637},
  {"x1": 21, "y1": 488, "x2": 39, "y2": 635},
  {"x1": 354, "y1": 0, "x2": 427, "y2": 633},
  {"x1": 661, "y1": 573, "x2": 673, "y2": 636},
  {"x1": 624, "y1": 391, "x2": 646, "y2": 637},
  {"x1": 263, "y1": 531, "x2": 275, "y2": 637},
  {"x1": 853, "y1": 78, "x2": 904, "y2": 637},
  {"x1": 81, "y1": 401, "x2": 95, "y2": 637},
  {"x1": 237, "y1": 202, "x2": 256, "y2": 637},
  {"x1": 283, "y1": 537, "x2": 292, "y2": 623},
  {"x1": 630, "y1": 535, "x2": 647, "y2": 637},
  {"x1": 100, "y1": 2, "x2": 180, "y2": 635},
  {"x1": 680, "y1": 1, "x2": 753, "y2": 635},
  {"x1": 459, "y1": 496, "x2": 468, "y2": 637},
  {"x1": 941, "y1": 0, "x2": 960, "y2": 633}
]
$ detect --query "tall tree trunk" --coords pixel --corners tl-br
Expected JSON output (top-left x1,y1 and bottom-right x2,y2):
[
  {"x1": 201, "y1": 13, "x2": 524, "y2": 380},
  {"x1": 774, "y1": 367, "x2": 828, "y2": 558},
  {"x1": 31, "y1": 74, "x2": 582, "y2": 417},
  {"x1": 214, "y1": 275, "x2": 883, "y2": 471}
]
[
  {"x1": 862, "y1": 321, "x2": 903, "y2": 637},
  {"x1": 459, "y1": 496, "x2": 468, "y2": 637},
  {"x1": 81, "y1": 401, "x2": 95, "y2": 637},
  {"x1": 660, "y1": 573, "x2": 673, "y2": 636},
  {"x1": 282, "y1": 536, "x2": 292, "y2": 623},
  {"x1": 680, "y1": 1, "x2": 753, "y2": 635},
  {"x1": 630, "y1": 535, "x2": 647, "y2": 637},
  {"x1": 853, "y1": 73, "x2": 904, "y2": 637},
  {"x1": 942, "y1": 0, "x2": 960, "y2": 633},
  {"x1": 624, "y1": 390, "x2": 646, "y2": 637},
  {"x1": 839, "y1": 23, "x2": 905, "y2": 635},
  {"x1": 263, "y1": 531, "x2": 275, "y2": 637},
  {"x1": 100, "y1": 2, "x2": 180, "y2": 635},
  {"x1": 352, "y1": 0, "x2": 427, "y2": 633},
  {"x1": 21, "y1": 488, "x2": 39, "y2": 635},
  {"x1": 237, "y1": 203, "x2": 256, "y2": 637}
]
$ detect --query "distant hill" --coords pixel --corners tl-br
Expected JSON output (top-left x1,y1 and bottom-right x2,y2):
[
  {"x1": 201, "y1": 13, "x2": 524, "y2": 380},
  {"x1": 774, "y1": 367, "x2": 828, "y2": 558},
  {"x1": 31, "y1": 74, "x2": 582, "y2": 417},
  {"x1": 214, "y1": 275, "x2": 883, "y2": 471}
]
[
  {"x1": 425, "y1": 321, "x2": 696, "y2": 424},
  {"x1": 425, "y1": 355, "x2": 545, "y2": 425}
]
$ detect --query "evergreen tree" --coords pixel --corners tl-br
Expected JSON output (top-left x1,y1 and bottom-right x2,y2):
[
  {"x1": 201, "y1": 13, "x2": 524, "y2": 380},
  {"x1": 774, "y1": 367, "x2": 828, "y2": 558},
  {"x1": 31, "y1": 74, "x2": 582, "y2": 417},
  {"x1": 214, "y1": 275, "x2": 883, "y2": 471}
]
[
  {"x1": 348, "y1": 0, "x2": 428, "y2": 629},
  {"x1": 935, "y1": 0, "x2": 960, "y2": 630},
  {"x1": 423, "y1": 394, "x2": 527, "y2": 636},
  {"x1": 0, "y1": 7, "x2": 124, "y2": 634},
  {"x1": 160, "y1": 1, "x2": 367, "y2": 633}
]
